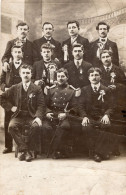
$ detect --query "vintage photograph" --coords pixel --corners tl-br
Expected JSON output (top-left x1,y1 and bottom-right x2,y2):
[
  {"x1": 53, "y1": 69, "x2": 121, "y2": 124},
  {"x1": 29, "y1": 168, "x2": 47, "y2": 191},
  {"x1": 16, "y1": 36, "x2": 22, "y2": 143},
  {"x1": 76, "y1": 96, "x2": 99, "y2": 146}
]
[{"x1": 0, "y1": 0, "x2": 126, "y2": 194}]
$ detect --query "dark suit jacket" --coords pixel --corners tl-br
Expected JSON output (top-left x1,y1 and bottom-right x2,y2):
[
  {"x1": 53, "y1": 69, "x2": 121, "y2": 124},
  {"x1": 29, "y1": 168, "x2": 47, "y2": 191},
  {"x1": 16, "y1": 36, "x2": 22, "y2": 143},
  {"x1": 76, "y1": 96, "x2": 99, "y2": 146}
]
[
  {"x1": 1, "y1": 38, "x2": 33, "y2": 65},
  {"x1": 78, "y1": 84, "x2": 114, "y2": 118},
  {"x1": 100, "y1": 64, "x2": 126, "y2": 86},
  {"x1": 32, "y1": 59, "x2": 61, "y2": 81},
  {"x1": 62, "y1": 35, "x2": 90, "y2": 62},
  {"x1": 0, "y1": 62, "x2": 22, "y2": 91},
  {"x1": 89, "y1": 39, "x2": 119, "y2": 67},
  {"x1": 33, "y1": 36, "x2": 62, "y2": 62},
  {"x1": 0, "y1": 82, "x2": 46, "y2": 120},
  {"x1": 64, "y1": 60, "x2": 92, "y2": 88}
]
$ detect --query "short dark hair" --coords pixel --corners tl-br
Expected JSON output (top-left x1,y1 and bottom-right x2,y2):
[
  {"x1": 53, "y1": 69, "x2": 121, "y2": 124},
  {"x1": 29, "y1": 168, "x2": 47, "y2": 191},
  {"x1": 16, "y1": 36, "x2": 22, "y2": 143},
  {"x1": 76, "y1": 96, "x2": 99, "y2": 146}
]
[
  {"x1": 67, "y1": 20, "x2": 80, "y2": 29},
  {"x1": 72, "y1": 43, "x2": 84, "y2": 51},
  {"x1": 56, "y1": 68, "x2": 69, "y2": 78},
  {"x1": 11, "y1": 45, "x2": 22, "y2": 52},
  {"x1": 19, "y1": 64, "x2": 32, "y2": 73},
  {"x1": 100, "y1": 50, "x2": 113, "y2": 59},
  {"x1": 96, "y1": 21, "x2": 110, "y2": 31},
  {"x1": 88, "y1": 67, "x2": 102, "y2": 76},
  {"x1": 42, "y1": 22, "x2": 54, "y2": 29},
  {"x1": 16, "y1": 22, "x2": 29, "y2": 30},
  {"x1": 41, "y1": 43, "x2": 55, "y2": 51}
]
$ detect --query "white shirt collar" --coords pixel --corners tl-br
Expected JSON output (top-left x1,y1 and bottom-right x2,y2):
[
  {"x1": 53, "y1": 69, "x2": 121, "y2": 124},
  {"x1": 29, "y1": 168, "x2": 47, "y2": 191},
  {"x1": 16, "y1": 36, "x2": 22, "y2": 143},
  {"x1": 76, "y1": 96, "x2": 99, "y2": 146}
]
[
  {"x1": 14, "y1": 59, "x2": 22, "y2": 69},
  {"x1": 91, "y1": 83, "x2": 100, "y2": 91},
  {"x1": 44, "y1": 36, "x2": 52, "y2": 41},
  {"x1": 99, "y1": 37, "x2": 107, "y2": 44},
  {"x1": 74, "y1": 59, "x2": 83, "y2": 67},
  {"x1": 103, "y1": 63, "x2": 113, "y2": 71}
]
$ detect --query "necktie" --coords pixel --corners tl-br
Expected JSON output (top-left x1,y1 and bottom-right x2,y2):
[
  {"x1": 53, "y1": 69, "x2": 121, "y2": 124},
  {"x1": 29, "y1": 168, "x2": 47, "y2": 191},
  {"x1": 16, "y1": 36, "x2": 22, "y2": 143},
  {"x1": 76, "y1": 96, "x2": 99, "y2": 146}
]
[
  {"x1": 101, "y1": 39, "x2": 106, "y2": 42},
  {"x1": 76, "y1": 60, "x2": 80, "y2": 69},
  {"x1": 15, "y1": 61, "x2": 20, "y2": 64},
  {"x1": 94, "y1": 86, "x2": 97, "y2": 93},
  {"x1": 24, "y1": 84, "x2": 28, "y2": 92},
  {"x1": 106, "y1": 67, "x2": 110, "y2": 73}
]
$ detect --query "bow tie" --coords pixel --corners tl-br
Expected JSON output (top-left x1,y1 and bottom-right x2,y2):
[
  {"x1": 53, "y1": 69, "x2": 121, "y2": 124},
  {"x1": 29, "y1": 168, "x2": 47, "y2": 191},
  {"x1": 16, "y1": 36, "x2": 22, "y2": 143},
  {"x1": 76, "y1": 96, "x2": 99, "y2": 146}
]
[
  {"x1": 101, "y1": 39, "x2": 106, "y2": 42},
  {"x1": 15, "y1": 61, "x2": 20, "y2": 64}
]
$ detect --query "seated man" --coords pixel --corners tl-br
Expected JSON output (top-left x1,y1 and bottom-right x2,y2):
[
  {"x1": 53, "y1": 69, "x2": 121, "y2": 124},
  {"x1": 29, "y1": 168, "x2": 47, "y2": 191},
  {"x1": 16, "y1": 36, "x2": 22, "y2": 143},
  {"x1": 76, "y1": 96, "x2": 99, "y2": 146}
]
[
  {"x1": 0, "y1": 45, "x2": 23, "y2": 154},
  {"x1": 0, "y1": 64, "x2": 45, "y2": 162},
  {"x1": 42, "y1": 68, "x2": 77, "y2": 159},
  {"x1": 78, "y1": 67, "x2": 117, "y2": 162},
  {"x1": 32, "y1": 43, "x2": 62, "y2": 90}
]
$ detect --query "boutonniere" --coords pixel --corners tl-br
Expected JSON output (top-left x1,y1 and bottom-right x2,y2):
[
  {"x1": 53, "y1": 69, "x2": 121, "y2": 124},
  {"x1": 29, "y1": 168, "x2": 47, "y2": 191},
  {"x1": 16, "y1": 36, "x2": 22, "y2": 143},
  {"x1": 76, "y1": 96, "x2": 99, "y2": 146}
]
[
  {"x1": 29, "y1": 93, "x2": 35, "y2": 99},
  {"x1": 110, "y1": 72, "x2": 116, "y2": 83},
  {"x1": 98, "y1": 90, "x2": 106, "y2": 102}
]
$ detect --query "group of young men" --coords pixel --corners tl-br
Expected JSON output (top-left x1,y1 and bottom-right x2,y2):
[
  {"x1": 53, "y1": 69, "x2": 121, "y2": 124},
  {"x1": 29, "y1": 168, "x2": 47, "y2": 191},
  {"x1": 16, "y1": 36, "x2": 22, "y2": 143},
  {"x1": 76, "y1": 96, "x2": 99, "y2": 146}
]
[{"x1": 0, "y1": 20, "x2": 125, "y2": 162}]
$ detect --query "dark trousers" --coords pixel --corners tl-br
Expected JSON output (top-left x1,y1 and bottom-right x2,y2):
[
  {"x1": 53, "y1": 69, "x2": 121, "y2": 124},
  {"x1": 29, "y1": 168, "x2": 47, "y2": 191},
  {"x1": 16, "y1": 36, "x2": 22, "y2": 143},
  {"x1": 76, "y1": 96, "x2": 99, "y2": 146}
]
[
  {"x1": 9, "y1": 116, "x2": 40, "y2": 152},
  {"x1": 82, "y1": 118, "x2": 118, "y2": 156},
  {"x1": 4, "y1": 110, "x2": 13, "y2": 149},
  {"x1": 42, "y1": 118, "x2": 71, "y2": 154}
]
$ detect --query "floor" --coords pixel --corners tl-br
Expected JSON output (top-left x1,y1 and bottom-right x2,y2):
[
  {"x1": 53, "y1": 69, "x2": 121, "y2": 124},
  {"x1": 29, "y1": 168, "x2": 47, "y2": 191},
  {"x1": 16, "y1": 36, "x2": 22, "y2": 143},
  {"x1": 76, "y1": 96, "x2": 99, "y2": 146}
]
[{"x1": 0, "y1": 128, "x2": 126, "y2": 195}]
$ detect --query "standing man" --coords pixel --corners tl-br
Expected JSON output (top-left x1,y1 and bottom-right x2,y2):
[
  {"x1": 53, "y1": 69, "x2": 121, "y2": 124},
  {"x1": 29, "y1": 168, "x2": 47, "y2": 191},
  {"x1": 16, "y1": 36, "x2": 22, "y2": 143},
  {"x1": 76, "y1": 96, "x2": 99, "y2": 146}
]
[
  {"x1": 78, "y1": 67, "x2": 116, "y2": 162},
  {"x1": 42, "y1": 68, "x2": 76, "y2": 159},
  {"x1": 32, "y1": 43, "x2": 61, "y2": 89},
  {"x1": 62, "y1": 20, "x2": 90, "y2": 63},
  {"x1": 0, "y1": 45, "x2": 23, "y2": 154},
  {"x1": 90, "y1": 21, "x2": 119, "y2": 67},
  {"x1": 64, "y1": 44, "x2": 92, "y2": 89},
  {"x1": 33, "y1": 22, "x2": 62, "y2": 62},
  {"x1": 0, "y1": 64, "x2": 45, "y2": 162},
  {"x1": 2, "y1": 22, "x2": 33, "y2": 72}
]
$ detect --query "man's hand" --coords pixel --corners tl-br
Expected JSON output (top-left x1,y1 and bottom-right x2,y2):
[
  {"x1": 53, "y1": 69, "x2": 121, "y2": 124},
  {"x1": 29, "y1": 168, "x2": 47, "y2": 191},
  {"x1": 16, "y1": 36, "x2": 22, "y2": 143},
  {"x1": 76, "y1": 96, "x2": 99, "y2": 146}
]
[
  {"x1": 101, "y1": 115, "x2": 110, "y2": 124},
  {"x1": 34, "y1": 80, "x2": 43, "y2": 86},
  {"x1": 11, "y1": 106, "x2": 17, "y2": 112},
  {"x1": 2, "y1": 62, "x2": 10, "y2": 72},
  {"x1": 32, "y1": 117, "x2": 42, "y2": 126},
  {"x1": 46, "y1": 113, "x2": 54, "y2": 120},
  {"x1": 108, "y1": 85, "x2": 116, "y2": 90},
  {"x1": 82, "y1": 117, "x2": 90, "y2": 126},
  {"x1": 58, "y1": 113, "x2": 66, "y2": 120}
]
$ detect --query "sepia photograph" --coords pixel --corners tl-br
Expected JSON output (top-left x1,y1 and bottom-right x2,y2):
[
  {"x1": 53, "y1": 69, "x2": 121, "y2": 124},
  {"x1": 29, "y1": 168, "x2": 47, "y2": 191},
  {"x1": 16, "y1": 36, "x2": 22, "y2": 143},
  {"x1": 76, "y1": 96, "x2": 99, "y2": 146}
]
[{"x1": 0, "y1": 0, "x2": 126, "y2": 194}]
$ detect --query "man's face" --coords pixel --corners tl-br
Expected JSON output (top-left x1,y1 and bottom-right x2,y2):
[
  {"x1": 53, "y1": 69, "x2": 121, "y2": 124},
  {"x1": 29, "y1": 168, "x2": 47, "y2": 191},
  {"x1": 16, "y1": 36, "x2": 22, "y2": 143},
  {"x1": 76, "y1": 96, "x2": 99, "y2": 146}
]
[
  {"x1": 98, "y1": 24, "x2": 108, "y2": 38},
  {"x1": 41, "y1": 48, "x2": 52, "y2": 61},
  {"x1": 43, "y1": 24, "x2": 54, "y2": 38},
  {"x1": 57, "y1": 72, "x2": 68, "y2": 86},
  {"x1": 17, "y1": 25, "x2": 29, "y2": 39},
  {"x1": 89, "y1": 71, "x2": 101, "y2": 85},
  {"x1": 72, "y1": 46, "x2": 84, "y2": 60},
  {"x1": 11, "y1": 48, "x2": 23, "y2": 60},
  {"x1": 20, "y1": 68, "x2": 32, "y2": 83},
  {"x1": 101, "y1": 53, "x2": 112, "y2": 67},
  {"x1": 67, "y1": 23, "x2": 79, "y2": 37}
]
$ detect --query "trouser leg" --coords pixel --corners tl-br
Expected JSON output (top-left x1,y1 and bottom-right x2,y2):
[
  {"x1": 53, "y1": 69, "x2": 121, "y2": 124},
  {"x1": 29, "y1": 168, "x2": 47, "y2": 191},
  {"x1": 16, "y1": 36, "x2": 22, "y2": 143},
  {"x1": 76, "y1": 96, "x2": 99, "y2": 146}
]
[{"x1": 4, "y1": 111, "x2": 13, "y2": 149}]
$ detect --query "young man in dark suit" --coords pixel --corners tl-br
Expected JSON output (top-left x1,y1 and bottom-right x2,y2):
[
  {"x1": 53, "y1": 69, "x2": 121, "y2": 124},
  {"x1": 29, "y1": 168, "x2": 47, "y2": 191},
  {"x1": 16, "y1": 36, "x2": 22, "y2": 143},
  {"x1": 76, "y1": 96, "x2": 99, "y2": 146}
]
[
  {"x1": 90, "y1": 22, "x2": 119, "y2": 67},
  {"x1": 32, "y1": 43, "x2": 61, "y2": 90},
  {"x1": 33, "y1": 22, "x2": 62, "y2": 62},
  {"x1": 64, "y1": 44, "x2": 92, "y2": 89},
  {"x1": 62, "y1": 20, "x2": 90, "y2": 63},
  {"x1": 0, "y1": 45, "x2": 24, "y2": 154},
  {"x1": 78, "y1": 67, "x2": 116, "y2": 162},
  {"x1": 2, "y1": 22, "x2": 33, "y2": 71},
  {"x1": 0, "y1": 65, "x2": 46, "y2": 162}
]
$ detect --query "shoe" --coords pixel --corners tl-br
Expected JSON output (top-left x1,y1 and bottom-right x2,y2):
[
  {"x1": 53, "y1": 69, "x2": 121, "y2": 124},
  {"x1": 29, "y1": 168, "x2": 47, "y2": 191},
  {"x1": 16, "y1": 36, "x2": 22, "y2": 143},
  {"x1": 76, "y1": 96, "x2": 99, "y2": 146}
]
[
  {"x1": 18, "y1": 152, "x2": 26, "y2": 161},
  {"x1": 112, "y1": 151, "x2": 120, "y2": 156},
  {"x1": 52, "y1": 151, "x2": 62, "y2": 159},
  {"x1": 102, "y1": 154, "x2": 110, "y2": 160},
  {"x1": 25, "y1": 152, "x2": 32, "y2": 162},
  {"x1": 93, "y1": 154, "x2": 102, "y2": 162},
  {"x1": 3, "y1": 148, "x2": 12, "y2": 154}
]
